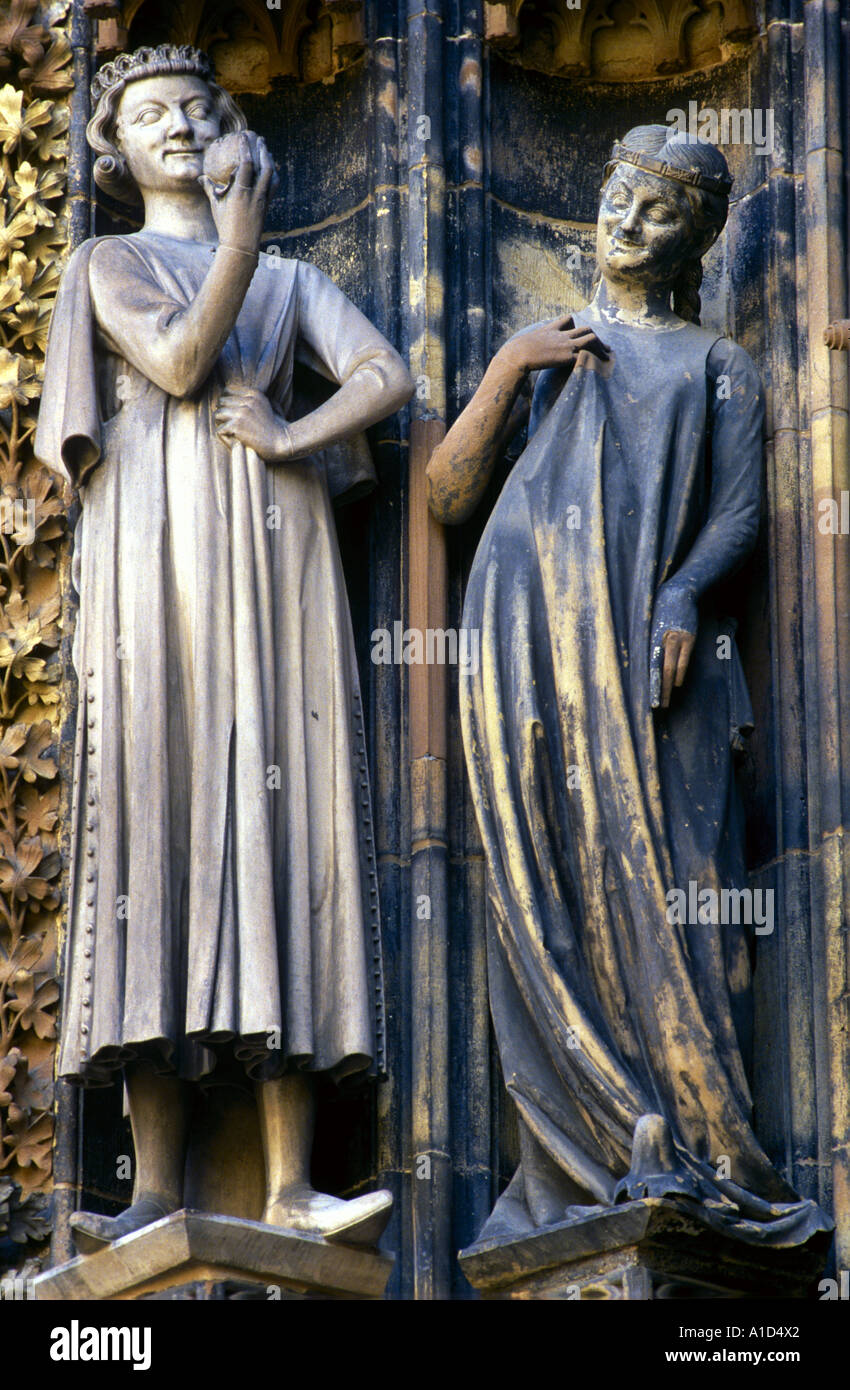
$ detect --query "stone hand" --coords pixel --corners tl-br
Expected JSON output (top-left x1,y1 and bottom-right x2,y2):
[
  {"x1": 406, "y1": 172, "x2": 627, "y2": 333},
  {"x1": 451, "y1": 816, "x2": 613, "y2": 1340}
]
[
  {"x1": 215, "y1": 387, "x2": 287, "y2": 456},
  {"x1": 497, "y1": 315, "x2": 610, "y2": 376},
  {"x1": 199, "y1": 131, "x2": 275, "y2": 256},
  {"x1": 650, "y1": 581, "x2": 698, "y2": 709}
]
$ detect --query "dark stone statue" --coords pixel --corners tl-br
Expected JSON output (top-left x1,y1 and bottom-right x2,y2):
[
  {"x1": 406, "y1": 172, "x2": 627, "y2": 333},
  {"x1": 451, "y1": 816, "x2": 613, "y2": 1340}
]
[{"x1": 428, "y1": 126, "x2": 830, "y2": 1252}]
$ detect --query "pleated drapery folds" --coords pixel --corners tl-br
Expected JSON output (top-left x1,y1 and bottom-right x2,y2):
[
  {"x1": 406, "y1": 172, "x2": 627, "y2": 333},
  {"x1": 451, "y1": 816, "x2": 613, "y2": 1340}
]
[
  {"x1": 37, "y1": 232, "x2": 388, "y2": 1088},
  {"x1": 461, "y1": 313, "x2": 830, "y2": 1248}
]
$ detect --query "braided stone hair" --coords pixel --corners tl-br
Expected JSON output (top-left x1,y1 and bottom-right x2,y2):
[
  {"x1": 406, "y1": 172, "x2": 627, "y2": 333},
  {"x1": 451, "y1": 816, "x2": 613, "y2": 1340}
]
[{"x1": 600, "y1": 124, "x2": 731, "y2": 324}]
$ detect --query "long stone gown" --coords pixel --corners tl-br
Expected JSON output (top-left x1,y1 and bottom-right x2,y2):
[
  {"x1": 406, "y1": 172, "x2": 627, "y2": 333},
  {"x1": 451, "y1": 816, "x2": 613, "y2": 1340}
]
[
  {"x1": 461, "y1": 310, "x2": 829, "y2": 1247},
  {"x1": 36, "y1": 231, "x2": 388, "y2": 1088}
]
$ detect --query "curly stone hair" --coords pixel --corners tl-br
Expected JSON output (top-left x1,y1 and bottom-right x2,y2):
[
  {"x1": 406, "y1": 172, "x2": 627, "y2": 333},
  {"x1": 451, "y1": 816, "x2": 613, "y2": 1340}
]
[
  {"x1": 599, "y1": 124, "x2": 731, "y2": 324},
  {"x1": 87, "y1": 44, "x2": 246, "y2": 203}
]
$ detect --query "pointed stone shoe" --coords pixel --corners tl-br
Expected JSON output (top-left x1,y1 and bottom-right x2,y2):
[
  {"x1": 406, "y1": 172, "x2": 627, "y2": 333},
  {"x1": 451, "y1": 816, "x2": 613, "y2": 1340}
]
[
  {"x1": 263, "y1": 1185, "x2": 393, "y2": 1246},
  {"x1": 69, "y1": 1196, "x2": 173, "y2": 1255}
]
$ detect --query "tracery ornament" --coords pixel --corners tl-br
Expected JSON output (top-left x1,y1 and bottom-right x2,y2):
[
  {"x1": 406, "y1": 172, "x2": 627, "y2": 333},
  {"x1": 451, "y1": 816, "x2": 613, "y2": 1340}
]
[
  {"x1": 83, "y1": 0, "x2": 366, "y2": 89},
  {"x1": 483, "y1": 0, "x2": 756, "y2": 82},
  {"x1": 0, "y1": 0, "x2": 71, "y2": 1277}
]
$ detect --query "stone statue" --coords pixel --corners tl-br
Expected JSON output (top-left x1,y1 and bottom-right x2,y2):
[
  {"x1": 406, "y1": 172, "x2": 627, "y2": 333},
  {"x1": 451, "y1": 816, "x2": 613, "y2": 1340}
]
[
  {"x1": 427, "y1": 126, "x2": 829, "y2": 1251},
  {"x1": 36, "y1": 44, "x2": 413, "y2": 1249}
]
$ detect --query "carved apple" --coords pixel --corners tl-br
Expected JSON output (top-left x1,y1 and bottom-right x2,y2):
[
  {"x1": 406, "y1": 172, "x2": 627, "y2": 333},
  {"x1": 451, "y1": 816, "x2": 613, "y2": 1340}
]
[{"x1": 202, "y1": 131, "x2": 277, "y2": 196}]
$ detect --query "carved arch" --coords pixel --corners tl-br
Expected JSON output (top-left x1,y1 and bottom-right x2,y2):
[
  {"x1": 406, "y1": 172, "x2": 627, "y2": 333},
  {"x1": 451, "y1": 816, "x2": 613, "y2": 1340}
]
[
  {"x1": 483, "y1": 0, "x2": 755, "y2": 82},
  {"x1": 83, "y1": 0, "x2": 366, "y2": 89}
]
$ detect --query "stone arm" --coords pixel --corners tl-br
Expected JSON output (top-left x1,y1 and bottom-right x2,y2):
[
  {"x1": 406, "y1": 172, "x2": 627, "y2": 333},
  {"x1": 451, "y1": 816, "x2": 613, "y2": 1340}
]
[
  {"x1": 277, "y1": 350, "x2": 413, "y2": 459},
  {"x1": 88, "y1": 238, "x2": 260, "y2": 399},
  {"x1": 425, "y1": 349, "x2": 531, "y2": 525},
  {"x1": 282, "y1": 261, "x2": 414, "y2": 458},
  {"x1": 215, "y1": 260, "x2": 414, "y2": 461},
  {"x1": 426, "y1": 316, "x2": 610, "y2": 525},
  {"x1": 649, "y1": 338, "x2": 763, "y2": 708},
  {"x1": 660, "y1": 339, "x2": 763, "y2": 607}
]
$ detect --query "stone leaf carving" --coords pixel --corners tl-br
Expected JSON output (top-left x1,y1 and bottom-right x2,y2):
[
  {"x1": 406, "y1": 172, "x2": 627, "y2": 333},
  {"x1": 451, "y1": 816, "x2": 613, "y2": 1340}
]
[{"x1": 0, "y1": 0, "x2": 69, "y2": 1274}]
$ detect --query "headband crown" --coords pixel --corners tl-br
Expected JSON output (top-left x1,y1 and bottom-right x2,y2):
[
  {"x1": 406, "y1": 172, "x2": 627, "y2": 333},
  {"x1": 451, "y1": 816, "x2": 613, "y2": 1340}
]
[{"x1": 608, "y1": 142, "x2": 733, "y2": 196}]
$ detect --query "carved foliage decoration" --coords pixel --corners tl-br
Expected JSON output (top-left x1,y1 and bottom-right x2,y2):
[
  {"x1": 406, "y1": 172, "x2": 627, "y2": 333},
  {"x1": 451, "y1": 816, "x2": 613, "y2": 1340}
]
[
  {"x1": 484, "y1": 0, "x2": 755, "y2": 82},
  {"x1": 90, "y1": 0, "x2": 366, "y2": 90},
  {"x1": 0, "y1": 0, "x2": 70, "y2": 1267}
]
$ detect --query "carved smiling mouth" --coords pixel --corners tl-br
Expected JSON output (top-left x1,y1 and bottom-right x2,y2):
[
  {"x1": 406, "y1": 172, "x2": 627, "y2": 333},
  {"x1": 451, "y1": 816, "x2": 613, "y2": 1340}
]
[{"x1": 608, "y1": 241, "x2": 648, "y2": 260}]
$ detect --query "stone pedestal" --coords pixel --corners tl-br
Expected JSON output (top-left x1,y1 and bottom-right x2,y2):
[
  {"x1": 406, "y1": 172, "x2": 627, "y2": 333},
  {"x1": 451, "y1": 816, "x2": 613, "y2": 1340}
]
[
  {"x1": 458, "y1": 1199, "x2": 831, "y2": 1300},
  {"x1": 32, "y1": 1210, "x2": 393, "y2": 1301}
]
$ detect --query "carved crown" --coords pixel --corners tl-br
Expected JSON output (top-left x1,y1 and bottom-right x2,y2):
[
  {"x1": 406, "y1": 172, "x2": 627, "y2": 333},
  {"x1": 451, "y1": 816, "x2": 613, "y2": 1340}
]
[{"x1": 90, "y1": 43, "x2": 214, "y2": 107}]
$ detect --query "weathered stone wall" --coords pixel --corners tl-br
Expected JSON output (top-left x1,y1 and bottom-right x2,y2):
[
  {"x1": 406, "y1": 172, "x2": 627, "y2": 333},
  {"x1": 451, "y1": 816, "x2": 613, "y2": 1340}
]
[{"x1": 4, "y1": 0, "x2": 847, "y2": 1297}]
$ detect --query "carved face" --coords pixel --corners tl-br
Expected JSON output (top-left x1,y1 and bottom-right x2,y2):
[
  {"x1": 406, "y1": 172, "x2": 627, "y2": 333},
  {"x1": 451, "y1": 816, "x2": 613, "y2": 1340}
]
[
  {"x1": 596, "y1": 162, "x2": 699, "y2": 290},
  {"x1": 115, "y1": 74, "x2": 222, "y2": 194}
]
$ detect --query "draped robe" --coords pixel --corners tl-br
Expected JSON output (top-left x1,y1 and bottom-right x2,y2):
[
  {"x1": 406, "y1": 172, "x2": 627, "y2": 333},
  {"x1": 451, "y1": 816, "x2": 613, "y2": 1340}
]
[
  {"x1": 461, "y1": 310, "x2": 829, "y2": 1247},
  {"x1": 36, "y1": 231, "x2": 388, "y2": 1087}
]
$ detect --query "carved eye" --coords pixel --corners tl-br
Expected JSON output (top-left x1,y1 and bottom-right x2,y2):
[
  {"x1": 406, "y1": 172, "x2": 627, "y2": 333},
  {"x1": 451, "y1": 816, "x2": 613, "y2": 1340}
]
[
  {"x1": 644, "y1": 204, "x2": 676, "y2": 224},
  {"x1": 186, "y1": 101, "x2": 212, "y2": 119},
  {"x1": 135, "y1": 106, "x2": 164, "y2": 125}
]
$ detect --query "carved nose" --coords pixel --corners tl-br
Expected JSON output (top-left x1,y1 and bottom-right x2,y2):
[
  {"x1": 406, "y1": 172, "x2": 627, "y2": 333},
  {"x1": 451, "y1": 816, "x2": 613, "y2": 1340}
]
[{"x1": 167, "y1": 109, "x2": 192, "y2": 136}]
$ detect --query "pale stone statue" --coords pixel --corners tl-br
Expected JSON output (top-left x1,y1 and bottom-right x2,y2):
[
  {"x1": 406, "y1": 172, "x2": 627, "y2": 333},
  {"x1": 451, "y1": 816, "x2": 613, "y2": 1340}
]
[
  {"x1": 428, "y1": 126, "x2": 830, "y2": 1254},
  {"x1": 36, "y1": 44, "x2": 413, "y2": 1248}
]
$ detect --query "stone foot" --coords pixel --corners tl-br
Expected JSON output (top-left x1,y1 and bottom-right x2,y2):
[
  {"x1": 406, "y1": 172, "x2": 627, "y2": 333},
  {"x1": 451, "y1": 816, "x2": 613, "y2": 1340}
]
[
  {"x1": 262, "y1": 1184, "x2": 393, "y2": 1246},
  {"x1": 614, "y1": 1113, "x2": 701, "y2": 1204},
  {"x1": 69, "y1": 1195, "x2": 174, "y2": 1255}
]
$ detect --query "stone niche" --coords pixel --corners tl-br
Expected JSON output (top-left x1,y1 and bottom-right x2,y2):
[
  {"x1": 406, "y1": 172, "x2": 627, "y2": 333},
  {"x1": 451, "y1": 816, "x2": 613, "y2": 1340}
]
[
  {"x1": 85, "y1": 0, "x2": 366, "y2": 89},
  {"x1": 483, "y1": 0, "x2": 756, "y2": 82}
]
